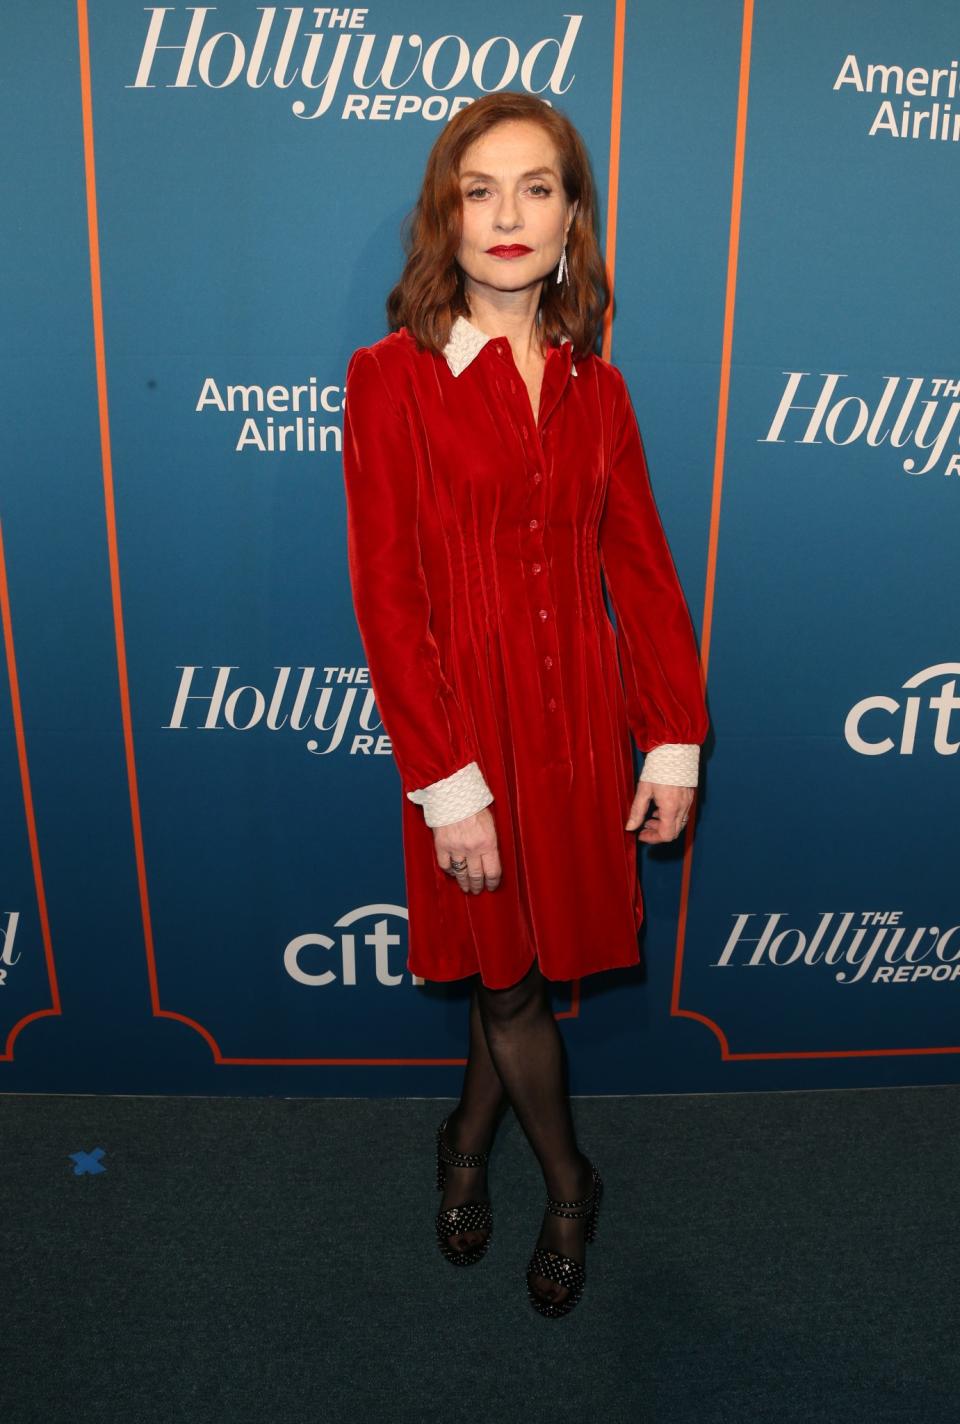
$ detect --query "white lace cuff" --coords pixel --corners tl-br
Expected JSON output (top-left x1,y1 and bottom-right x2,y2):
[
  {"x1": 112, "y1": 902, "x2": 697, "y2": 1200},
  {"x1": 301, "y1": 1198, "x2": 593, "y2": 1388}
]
[
  {"x1": 405, "y1": 760, "x2": 494, "y2": 828},
  {"x1": 639, "y1": 743, "x2": 700, "y2": 788}
]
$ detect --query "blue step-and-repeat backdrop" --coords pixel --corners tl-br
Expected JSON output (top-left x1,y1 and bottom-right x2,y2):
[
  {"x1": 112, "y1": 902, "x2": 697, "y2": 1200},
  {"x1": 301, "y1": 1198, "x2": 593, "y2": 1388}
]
[{"x1": 1, "y1": 0, "x2": 957, "y2": 1096}]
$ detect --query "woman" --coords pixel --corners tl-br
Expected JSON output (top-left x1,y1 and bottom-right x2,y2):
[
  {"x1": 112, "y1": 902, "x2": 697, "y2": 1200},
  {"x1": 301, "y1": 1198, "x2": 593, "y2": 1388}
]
[{"x1": 341, "y1": 91, "x2": 709, "y2": 1319}]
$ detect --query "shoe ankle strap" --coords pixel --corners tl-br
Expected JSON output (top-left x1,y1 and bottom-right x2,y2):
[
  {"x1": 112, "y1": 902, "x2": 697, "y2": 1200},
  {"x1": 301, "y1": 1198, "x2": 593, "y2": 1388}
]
[
  {"x1": 437, "y1": 1120, "x2": 488, "y2": 1169},
  {"x1": 546, "y1": 1168, "x2": 596, "y2": 1217},
  {"x1": 546, "y1": 1197, "x2": 594, "y2": 1219}
]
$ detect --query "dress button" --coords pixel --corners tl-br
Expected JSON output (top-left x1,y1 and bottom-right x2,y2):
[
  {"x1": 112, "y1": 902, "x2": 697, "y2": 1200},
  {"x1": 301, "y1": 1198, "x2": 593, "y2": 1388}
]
[
  {"x1": 532, "y1": 472, "x2": 542, "y2": 484},
  {"x1": 538, "y1": 608, "x2": 549, "y2": 621},
  {"x1": 532, "y1": 562, "x2": 542, "y2": 574},
  {"x1": 548, "y1": 698, "x2": 557, "y2": 712},
  {"x1": 544, "y1": 656, "x2": 553, "y2": 669},
  {"x1": 522, "y1": 426, "x2": 529, "y2": 440},
  {"x1": 529, "y1": 518, "x2": 539, "y2": 530}
]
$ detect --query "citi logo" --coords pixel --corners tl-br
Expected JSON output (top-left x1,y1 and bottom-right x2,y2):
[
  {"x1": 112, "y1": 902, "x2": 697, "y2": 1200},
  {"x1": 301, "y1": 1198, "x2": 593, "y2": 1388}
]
[
  {"x1": 845, "y1": 663, "x2": 960, "y2": 757},
  {"x1": 283, "y1": 905, "x2": 424, "y2": 986},
  {"x1": 0, "y1": 910, "x2": 21, "y2": 987},
  {"x1": 129, "y1": 8, "x2": 583, "y2": 122}
]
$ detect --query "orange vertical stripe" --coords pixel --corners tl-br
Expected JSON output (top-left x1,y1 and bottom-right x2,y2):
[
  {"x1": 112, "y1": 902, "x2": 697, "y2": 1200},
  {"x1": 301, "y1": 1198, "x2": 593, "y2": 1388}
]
[
  {"x1": 602, "y1": 0, "x2": 627, "y2": 362},
  {"x1": 666, "y1": 0, "x2": 746, "y2": 1036},
  {"x1": 671, "y1": 0, "x2": 751, "y2": 1018},
  {"x1": 698, "y1": 0, "x2": 755, "y2": 687},
  {"x1": 76, "y1": 0, "x2": 161, "y2": 1015}
]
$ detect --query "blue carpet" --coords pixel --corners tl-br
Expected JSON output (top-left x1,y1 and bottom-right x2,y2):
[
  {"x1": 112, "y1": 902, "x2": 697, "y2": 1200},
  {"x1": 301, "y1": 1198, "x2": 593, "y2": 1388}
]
[{"x1": 2, "y1": 1087, "x2": 957, "y2": 1423}]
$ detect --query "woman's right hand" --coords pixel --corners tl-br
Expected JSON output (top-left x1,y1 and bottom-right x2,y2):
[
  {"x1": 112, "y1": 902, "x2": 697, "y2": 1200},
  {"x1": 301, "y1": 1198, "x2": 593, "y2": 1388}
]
[{"x1": 434, "y1": 807, "x2": 501, "y2": 894}]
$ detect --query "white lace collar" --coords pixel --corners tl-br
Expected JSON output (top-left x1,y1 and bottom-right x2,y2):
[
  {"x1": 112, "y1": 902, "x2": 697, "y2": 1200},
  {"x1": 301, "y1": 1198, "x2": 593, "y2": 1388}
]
[{"x1": 441, "y1": 314, "x2": 577, "y2": 378}]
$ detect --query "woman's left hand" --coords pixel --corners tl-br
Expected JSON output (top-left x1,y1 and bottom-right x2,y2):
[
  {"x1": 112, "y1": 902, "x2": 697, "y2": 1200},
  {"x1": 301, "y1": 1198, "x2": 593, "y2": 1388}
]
[{"x1": 626, "y1": 778, "x2": 694, "y2": 842}]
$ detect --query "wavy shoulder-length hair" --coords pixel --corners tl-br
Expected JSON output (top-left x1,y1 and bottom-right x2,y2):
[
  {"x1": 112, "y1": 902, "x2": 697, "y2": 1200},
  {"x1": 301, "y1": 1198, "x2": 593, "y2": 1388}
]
[{"x1": 385, "y1": 92, "x2": 610, "y2": 363}]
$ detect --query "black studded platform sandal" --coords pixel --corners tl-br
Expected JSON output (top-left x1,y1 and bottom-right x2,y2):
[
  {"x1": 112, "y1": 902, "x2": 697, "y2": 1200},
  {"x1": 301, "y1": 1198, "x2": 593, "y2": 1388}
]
[
  {"x1": 526, "y1": 1162, "x2": 603, "y2": 1318},
  {"x1": 435, "y1": 1117, "x2": 493, "y2": 1267}
]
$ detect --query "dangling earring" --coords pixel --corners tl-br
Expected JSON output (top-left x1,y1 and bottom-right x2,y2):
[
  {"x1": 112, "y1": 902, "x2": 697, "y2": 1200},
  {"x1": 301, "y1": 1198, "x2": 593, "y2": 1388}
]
[{"x1": 556, "y1": 239, "x2": 568, "y2": 286}]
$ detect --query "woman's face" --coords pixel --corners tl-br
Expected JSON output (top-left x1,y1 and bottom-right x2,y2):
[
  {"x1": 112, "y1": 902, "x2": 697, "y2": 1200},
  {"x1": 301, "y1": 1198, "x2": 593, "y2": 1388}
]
[{"x1": 455, "y1": 119, "x2": 577, "y2": 298}]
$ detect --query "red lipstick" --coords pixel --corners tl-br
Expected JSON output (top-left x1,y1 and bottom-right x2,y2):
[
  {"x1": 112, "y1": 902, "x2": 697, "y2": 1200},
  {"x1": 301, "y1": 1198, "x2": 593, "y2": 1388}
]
[{"x1": 486, "y1": 245, "x2": 533, "y2": 259}]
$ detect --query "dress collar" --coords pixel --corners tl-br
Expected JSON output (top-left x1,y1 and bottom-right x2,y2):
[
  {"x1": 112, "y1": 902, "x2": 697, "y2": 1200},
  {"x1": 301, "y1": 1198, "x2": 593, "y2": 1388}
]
[{"x1": 441, "y1": 314, "x2": 577, "y2": 378}]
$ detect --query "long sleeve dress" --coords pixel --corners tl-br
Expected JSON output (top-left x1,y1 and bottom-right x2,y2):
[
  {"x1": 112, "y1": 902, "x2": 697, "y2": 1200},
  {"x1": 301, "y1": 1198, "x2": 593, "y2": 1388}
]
[{"x1": 341, "y1": 313, "x2": 709, "y2": 989}]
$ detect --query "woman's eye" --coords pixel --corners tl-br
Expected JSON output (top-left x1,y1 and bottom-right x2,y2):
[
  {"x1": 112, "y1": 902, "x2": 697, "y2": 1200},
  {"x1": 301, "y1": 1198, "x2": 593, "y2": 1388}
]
[{"x1": 464, "y1": 184, "x2": 551, "y2": 199}]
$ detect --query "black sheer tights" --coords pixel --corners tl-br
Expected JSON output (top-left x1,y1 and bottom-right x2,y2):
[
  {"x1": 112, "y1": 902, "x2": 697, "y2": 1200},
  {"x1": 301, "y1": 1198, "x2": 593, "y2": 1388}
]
[{"x1": 439, "y1": 958, "x2": 595, "y2": 1308}]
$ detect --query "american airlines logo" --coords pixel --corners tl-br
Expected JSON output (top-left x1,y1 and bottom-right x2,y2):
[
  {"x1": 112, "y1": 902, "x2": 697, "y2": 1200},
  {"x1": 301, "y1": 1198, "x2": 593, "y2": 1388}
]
[
  {"x1": 834, "y1": 54, "x2": 960, "y2": 144},
  {"x1": 129, "y1": 8, "x2": 583, "y2": 122},
  {"x1": 845, "y1": 663, "x2": 960, "y2": 757}
]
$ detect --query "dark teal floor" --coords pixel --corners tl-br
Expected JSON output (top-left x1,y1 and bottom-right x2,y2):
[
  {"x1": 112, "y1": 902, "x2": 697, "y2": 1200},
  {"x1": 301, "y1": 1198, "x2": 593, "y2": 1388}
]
[{"x1": 2, "y1": 1087, "x2": 958, "y2": 1423}]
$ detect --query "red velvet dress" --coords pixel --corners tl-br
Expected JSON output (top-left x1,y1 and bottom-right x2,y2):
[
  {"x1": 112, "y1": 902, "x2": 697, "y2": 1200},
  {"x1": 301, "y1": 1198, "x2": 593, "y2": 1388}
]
[{"x1": 341, "y1": 319, "x2": 709, "y2": 989}]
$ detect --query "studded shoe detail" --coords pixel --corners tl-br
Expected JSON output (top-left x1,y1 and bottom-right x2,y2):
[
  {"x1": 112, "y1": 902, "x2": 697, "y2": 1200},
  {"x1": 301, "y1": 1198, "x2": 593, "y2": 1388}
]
[
  {"x1": 435, "y1": 1117, "x2": 493, "y2": 1266},
  {"x1": 526, "y1": 1162, "x2": 603, "y2": 1318}
]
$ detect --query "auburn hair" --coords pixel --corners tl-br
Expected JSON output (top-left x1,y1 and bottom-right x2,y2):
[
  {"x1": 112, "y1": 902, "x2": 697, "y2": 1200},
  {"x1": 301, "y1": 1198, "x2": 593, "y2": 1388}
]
[{"x1": 385, "y1": 92, "x2": 610, "y2": 363}]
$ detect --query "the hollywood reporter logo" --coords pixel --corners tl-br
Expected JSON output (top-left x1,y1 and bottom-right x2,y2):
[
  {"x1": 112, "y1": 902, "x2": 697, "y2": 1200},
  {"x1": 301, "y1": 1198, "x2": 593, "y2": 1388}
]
[
  {"x1": 0, "y1": 911, "x2": 20, "y2": 986},
  {"x1": 846, "y1": 663, "x2": 960, "y2": 757},
  {"x1": 164, "y1": 664, "x2": 389, "y2": 756},
  {"x1": 715, "y1": 910, "x2": 960, "y2": 987},
  {"x1": 762, "y1": 372, "x2": 960, "y2": 477},
  {"x1": 129, "y1": 7, "x2": 582, "y2": 122},
  {"x1": 284, "y1": 905, "x2": 423, "y2": 987}
]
